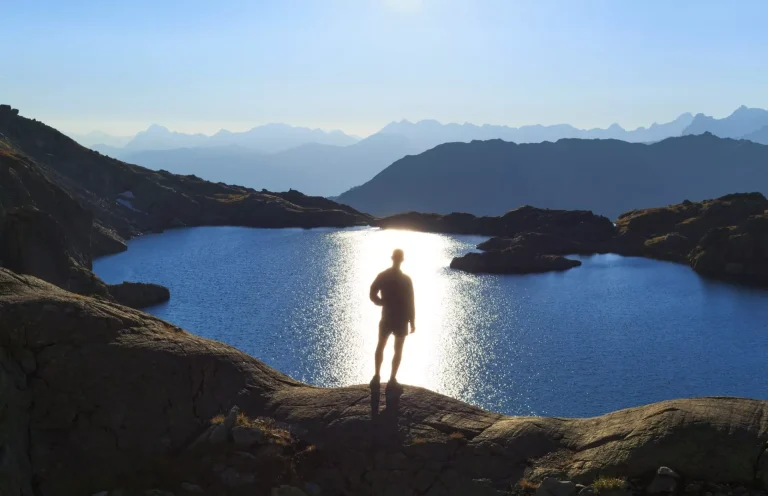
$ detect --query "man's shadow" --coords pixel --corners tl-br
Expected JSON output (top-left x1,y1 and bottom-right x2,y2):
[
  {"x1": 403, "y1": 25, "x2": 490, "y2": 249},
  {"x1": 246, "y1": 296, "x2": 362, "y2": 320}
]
[{"x1": 370, "y1": 382, "x2": 402, "y2": 420}]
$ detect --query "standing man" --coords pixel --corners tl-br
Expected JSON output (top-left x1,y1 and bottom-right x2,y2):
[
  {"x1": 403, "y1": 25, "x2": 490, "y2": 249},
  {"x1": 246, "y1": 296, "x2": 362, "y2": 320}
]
[{"x1": 369, "y1": 248, "x2": 415, "y2": 391}]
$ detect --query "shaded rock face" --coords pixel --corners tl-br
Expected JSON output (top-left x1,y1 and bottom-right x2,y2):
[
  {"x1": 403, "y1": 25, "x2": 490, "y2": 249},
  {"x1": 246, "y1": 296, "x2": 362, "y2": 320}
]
[
  {"x1": 451, "y1": 250, "x2": 582, "y2": 274},
  {"x1": 0, "y1": 207, "x2": 109, "y2": 297},
  {"x1": 108, "y1": 281, "x2": 171, "y2": 309},
  {"x1": 3, "y1": 268, "x2": 768, "y2": 495},
  {"x1": 616, "y1": 193, "x2": 768, "y2": 283},
  {"x1": 690, "y1": 214, "x2": 768, "y2": 284}
]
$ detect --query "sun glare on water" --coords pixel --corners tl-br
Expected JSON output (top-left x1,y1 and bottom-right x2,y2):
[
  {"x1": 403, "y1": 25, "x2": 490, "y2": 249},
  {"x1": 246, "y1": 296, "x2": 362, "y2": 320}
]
[{"x1": 319, "y1": 228, "x2": 485, "y2": 395}]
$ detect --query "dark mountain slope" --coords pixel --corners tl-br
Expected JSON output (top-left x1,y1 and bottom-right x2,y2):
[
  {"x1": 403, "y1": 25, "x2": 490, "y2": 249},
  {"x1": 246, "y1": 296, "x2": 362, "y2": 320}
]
[
  {"x1": 0, "y1": 104, "x2": 369, "y2": 304},
  {"x1": 0, "y1": 105, "x2": 370, "y2": 253},
  {"x1": 337, "y1": 133, "x2": 768, "y2": 219}
]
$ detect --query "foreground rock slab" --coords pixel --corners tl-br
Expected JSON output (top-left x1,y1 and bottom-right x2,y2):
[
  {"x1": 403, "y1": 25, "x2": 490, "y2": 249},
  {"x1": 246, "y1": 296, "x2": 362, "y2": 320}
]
[{"x1": 2, "y1": 268, "x2": 768, "y2": 495}]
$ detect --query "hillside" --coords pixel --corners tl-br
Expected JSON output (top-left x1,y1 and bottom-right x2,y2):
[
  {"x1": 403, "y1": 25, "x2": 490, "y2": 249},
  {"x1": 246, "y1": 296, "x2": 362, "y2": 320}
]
[
  {"x1": 104, "y1": 132, "x2": 420, "y2": 197},
  {"x1": 337, "y1": 133, "x2": 768, "y2": 219},
  {"x1": 0, "y1": 104, "x2": 369, "y2": 304}
]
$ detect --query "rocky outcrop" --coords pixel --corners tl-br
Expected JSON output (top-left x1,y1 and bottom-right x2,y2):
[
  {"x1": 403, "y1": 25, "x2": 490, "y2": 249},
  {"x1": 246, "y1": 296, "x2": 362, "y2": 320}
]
[
  {"x1": 689, "y1": 213, "x2": 768, "y2": 284},
  {"x1": 375, "y1": 206, "x2": 615, "y2": 245},
  {"x1": 616, "y1": 193, "x2": 768, "y2": 283},
  {"x1": 3, "y1": 267, "x2": 768, "y2": 496},
  {"x1": 0, "y1": 207, "x2": 110, "y2": 297},
  {"x1": 451, "y1": 250, "x2": 581, "y2": 274},
  {"x1": 108, "y1": 281, "x2": 171, "y2": 309}
]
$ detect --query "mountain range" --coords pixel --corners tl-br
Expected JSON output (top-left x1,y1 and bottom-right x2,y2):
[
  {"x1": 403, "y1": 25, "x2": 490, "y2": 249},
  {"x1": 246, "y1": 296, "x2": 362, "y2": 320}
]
[
  {"x1": 70, "y1": 105, "x2": 768, "y2": 197},
  {"x1": 336, "y1": 133, "x2": 768, "y2": 219}
]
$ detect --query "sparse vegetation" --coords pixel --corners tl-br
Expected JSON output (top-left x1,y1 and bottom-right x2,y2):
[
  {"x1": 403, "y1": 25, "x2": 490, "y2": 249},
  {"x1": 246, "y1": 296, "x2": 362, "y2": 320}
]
[
  {"x1": 210, "y1": 414, "x2": 225, "y2": 425},
  {"x1": 592, "y1": 476, "x2": 626, "y2": 493},
  {"x1": 517, "y1": 478, "x2": 540, "y2": 491}
]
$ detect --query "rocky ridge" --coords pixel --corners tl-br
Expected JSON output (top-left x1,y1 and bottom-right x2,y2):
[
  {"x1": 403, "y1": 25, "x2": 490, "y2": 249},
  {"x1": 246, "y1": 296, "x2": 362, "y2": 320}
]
[{"x1": 2, "y1": 268, "x2": 768, "y2": 496}]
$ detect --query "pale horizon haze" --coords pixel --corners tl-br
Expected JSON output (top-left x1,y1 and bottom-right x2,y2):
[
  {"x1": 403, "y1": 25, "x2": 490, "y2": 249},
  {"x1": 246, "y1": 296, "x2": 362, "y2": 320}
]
[{"x1": 2, "y1": 0, "x2": 767, "y2": 137}]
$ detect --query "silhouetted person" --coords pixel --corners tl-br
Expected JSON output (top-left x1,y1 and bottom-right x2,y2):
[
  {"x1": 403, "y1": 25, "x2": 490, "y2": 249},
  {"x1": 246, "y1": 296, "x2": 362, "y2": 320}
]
[{"x1": 369, "y1": 249, "x2": 415, "y2": 392}]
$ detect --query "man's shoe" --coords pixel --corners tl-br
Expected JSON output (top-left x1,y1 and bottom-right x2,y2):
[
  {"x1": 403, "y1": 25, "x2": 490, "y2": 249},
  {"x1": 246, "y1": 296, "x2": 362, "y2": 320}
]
[{"x1": 386, "y1": 378, "x2": 403, "y2": 393}]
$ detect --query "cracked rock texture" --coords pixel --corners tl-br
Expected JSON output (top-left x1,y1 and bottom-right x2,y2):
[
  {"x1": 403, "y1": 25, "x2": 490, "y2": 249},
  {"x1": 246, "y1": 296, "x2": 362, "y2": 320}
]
[{"x1": 2, "y1": 267, "x2": 768, "y2": 495}]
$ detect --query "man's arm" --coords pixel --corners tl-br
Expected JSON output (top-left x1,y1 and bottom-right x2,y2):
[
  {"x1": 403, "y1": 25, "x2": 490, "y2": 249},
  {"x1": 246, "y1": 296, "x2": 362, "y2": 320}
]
[
  {"x1": 408, "y1": 278, "x2": 416, "y2": 332},
  {"x1": 369, "y1": 275, "x2": 383, "y2": 306}
]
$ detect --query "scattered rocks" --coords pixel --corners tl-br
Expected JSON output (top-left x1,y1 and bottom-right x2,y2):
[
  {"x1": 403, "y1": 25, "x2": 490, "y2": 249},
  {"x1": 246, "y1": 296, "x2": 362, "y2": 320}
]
[
  {"x1": 232, "y1": 425, "x2": 266, "y2": 447},
  {"x1": 220, "y1": 467, "x2": 255, "y2": 487},
  {"x1": 271, "y1": 486, "x2": 308, "y2": 496},
  {"x1": 537, "y1": 478, "x2": 579, "y2": 496},
  {"x1": 179, "y1": 482, "x2": 204, "y2": 493},
  {"x1": 648, "y1": 467, "x2": 680, "y2": 494}
]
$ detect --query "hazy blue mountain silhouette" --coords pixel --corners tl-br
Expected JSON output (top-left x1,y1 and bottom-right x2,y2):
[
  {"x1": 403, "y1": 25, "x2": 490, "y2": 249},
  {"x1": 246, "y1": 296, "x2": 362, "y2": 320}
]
[
  {"x1": 121, "y1": 123, "x2": 358, "y2": 153},
  {"x1": 99, "y1": 133, "x2": 419, "y2": 196},
  {"x1": 739, "y1": 124, "x2": 768, "y2": 145},
  {"x1": 683, "y1": 106, "x2": 768, "y2": 139},
  {"x1": 336, "y1": 134, "x2": 768, "y2": 219},
  {"x1": 70, "y1": 131, "x2": 133, "y2": 149},
  {"x1": 378, "y1": 113, "x2": 694, "y2": 150}
]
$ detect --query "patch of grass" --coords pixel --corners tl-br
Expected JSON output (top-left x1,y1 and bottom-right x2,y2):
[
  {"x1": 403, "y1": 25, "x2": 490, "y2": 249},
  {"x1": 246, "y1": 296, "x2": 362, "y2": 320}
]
[
  {"x1": 449, "y1": 431, "x2": 465, "y2": 440},
  {"x1": 592, "y1": 476, "x2": 626, "y2": 493},
  {"x1": 210, "y1": 414, "x2": 225, "y2": 425}
]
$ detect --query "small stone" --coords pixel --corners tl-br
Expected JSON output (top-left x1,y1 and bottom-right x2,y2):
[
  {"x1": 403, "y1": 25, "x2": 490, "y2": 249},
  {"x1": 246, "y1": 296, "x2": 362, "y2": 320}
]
[
  {"x1": 232, "y1": 425, "x2": 265, "y2": 446},
  {"x1": 271, "y1": 486, "x2": 308, "y2": 496},
  {"x1": 210, "y1": 406, "x2": 240, "y2": 444},
  {"x1": 188, "y1": 425, "x2": 215, "y2": 449},
  {"x1": 220, "y1": 467, "x2": 255, "y2": 487},
  {"x1": 304, "y1": 482, "x2": 322, "y2": 496},
  {"x1": 685, "y1": 483, "x2": 703, "y2": 494},
  {"x1": 537, "y1": 478, "x2": 579, "y2": 496},
  {"x1": 657, "y1": 467, "x2": 680, "y2": 478},
  {"x1": 180, "y1": 482, "x2": 204, "y2": 494},
  {"x1": 648, "y1": 469, "x2": 679, "y2": 494}
]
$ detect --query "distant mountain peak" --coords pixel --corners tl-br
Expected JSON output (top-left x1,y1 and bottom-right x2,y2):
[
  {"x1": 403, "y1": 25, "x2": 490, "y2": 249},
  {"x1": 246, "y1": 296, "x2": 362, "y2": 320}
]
[{"x1": 145, "y1": 124, "x2": 170, "y2": 133}]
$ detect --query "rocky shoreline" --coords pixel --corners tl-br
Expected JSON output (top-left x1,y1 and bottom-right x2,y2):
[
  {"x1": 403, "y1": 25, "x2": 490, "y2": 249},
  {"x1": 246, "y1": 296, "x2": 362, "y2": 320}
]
[
  {"x1": 2, "y1": 268, "x2": 768, "y2": 496},
  {"x1": 378, "y1": 194, "x2": 768, "y2": 284}
]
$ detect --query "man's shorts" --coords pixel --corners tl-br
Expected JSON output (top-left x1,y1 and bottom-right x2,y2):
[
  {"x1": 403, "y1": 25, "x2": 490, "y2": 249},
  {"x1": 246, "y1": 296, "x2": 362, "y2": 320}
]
[{"x1": 379, "y1": 320, "x2": 409, "y2": 339}]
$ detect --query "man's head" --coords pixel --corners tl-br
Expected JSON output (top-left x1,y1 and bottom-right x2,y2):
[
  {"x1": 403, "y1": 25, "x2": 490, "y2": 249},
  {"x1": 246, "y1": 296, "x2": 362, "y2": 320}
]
[{"x1": 391, "y1": 249, "x2": 405, "y2": 267}]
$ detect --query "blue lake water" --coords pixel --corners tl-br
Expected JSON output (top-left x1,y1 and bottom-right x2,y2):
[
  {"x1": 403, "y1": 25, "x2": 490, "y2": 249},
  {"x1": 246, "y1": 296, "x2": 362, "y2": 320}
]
[{"x1": 94, "y1": 226, "x2": 768, "y2": 418}]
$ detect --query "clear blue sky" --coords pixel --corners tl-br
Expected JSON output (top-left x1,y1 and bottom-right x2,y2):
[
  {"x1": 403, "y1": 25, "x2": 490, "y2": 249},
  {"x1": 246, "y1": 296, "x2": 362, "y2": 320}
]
[{"x1": 2, "y1": 0, "x2": 767, "y2": 136}]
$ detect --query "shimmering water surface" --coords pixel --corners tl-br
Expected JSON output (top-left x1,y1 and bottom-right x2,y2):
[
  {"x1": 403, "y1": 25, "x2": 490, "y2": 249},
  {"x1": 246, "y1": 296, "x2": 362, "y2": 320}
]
[{"x1": 94, "y1": 226, "x2": 768, "y2": 417}]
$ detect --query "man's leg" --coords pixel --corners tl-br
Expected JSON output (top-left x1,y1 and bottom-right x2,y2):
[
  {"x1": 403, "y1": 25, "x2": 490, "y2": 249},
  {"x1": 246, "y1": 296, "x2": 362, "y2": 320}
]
[
  {"x1": 390, "y1": 335, "x2": 406, "y2": 381},
  {"x1": 374, "y1": 332, "x2": 390, "y2": 379}
]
